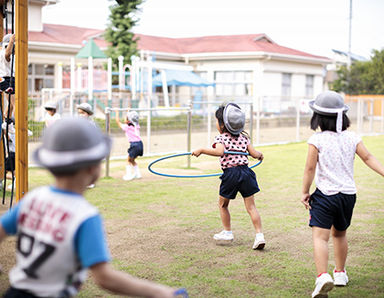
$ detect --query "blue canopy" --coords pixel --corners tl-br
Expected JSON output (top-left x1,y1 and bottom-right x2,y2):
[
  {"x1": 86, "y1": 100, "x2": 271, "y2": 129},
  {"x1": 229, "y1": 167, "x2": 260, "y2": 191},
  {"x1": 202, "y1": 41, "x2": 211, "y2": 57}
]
[{"x1": 152, "y1": 70, "x2": 215, "y2": 87}]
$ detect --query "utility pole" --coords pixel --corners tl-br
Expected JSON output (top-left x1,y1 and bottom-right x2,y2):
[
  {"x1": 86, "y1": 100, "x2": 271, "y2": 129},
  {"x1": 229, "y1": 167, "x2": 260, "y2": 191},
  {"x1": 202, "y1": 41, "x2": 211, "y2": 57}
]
[{"x1": 347, "y1": 0, "x2": 352, "y2": 67}]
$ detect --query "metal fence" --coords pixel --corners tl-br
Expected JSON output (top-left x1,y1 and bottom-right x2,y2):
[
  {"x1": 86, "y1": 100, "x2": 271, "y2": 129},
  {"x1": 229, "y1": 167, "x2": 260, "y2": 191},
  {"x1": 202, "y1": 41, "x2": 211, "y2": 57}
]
[{"x1": 26, "y1": 92, "x2": 384, "y2": 168}]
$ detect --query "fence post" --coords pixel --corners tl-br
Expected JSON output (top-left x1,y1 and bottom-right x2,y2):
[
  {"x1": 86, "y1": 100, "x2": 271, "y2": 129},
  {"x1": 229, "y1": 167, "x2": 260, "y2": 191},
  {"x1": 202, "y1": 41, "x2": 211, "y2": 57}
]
[
  {"x1": 256, "y1": 96, "x2": 260, "y2": 145},
  {"x1": 207, "y1": 102, "x2": 212, "y2": 147},
  {"x1": 381, "y1": 98, "x2": 384, "y2": 133},
  {"x1": 296, "y1": 97, "x2": 300, "y2": 142},
  {"x1": 105, "y1": 108, "x2": 111, "y2": 177},
  {"x1": 369, "y1": 98, "x2": 373, "y2": 133},
  {"x1": 187, "y1": 104, "x2": 192, "y2": 168},
  {"x1": 249, "y1": 103, "x2": 254, "y2": 144}
]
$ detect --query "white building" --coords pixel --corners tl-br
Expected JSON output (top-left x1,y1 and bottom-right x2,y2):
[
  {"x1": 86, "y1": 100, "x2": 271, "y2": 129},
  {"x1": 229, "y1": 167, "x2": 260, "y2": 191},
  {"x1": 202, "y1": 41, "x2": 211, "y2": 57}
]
[{"x1": 26, "y1": 0, "x2": 330, "y2": 108}]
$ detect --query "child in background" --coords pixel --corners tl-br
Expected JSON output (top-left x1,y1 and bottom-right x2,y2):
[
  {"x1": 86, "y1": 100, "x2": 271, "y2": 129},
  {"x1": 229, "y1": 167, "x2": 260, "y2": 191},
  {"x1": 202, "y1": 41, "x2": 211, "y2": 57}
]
[
  {"x1": 301, "y1": 91, "x2": 384, "y2": 298},
  {"x1": 77, "y1": 102, "x2": 95, "y2": 124},
  {"x1": 44, "y1": 101, "x2": 61, "y2": 127},
  {"x1": 0, "y1": 34, "x2": 15, "y2": 118},
  {"x1": 0, "y1": 118, "x2": 177, "y2": 298},
  {"x1": 77, "y1": 102, "x2": 97, "y2": 188},
  {"x1": 192, "y1": 103, "x2": 265, "y2": 249},
  {"x1": 116, "y1": 110, "x2": 143, "y2": 180},
  {"x1": 1, "y1": 118, "x2": 15, "y2": 190}
]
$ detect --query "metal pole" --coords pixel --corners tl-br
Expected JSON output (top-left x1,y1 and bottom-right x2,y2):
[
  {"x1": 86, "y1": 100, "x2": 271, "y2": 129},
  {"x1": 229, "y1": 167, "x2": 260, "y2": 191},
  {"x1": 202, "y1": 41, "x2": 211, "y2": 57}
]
[
  {"x1": 256, "y1": 96, "x2": 260, "y2": 145},
  {"x1": 105, "y1": 108, "x2": 111, "y2": 178},
  {"x1": 207, "y1": 103, "x2": 211, "y2": 147},
  {"x1": 187, "y1": 105, "x2": 192, "y2": 168},
  {"x1": 249, "y1": 103, "x2": 254, "y2": 144},
  {"x1": 296, "y1": 97, "x2": 300, "y2": 142}
]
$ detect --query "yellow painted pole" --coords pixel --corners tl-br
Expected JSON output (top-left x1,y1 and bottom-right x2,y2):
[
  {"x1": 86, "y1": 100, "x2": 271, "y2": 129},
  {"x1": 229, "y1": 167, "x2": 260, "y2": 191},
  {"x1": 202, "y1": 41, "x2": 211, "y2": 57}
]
[{"x1": 15, "y1": 0, "x2": 28, "y2": 201}]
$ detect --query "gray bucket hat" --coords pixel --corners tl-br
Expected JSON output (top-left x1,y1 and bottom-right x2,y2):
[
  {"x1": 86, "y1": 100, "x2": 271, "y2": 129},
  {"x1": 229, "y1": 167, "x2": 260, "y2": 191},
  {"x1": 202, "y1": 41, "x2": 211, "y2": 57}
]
[
  {"x1": 223, "y1": 103, "x2": 245, "y2": 135},
  {"x1": 77, "y1": 102, "x2": 93, "y2": 115},
  {"x1": 309, "y1": 91, "x2": 349, "y2": 132},
  {"x1": 127, "y1": 111, "x2": 139, "y2": 125},
  {"x1": 33, "y1": 117, "x2": 111, "y2": 171}
]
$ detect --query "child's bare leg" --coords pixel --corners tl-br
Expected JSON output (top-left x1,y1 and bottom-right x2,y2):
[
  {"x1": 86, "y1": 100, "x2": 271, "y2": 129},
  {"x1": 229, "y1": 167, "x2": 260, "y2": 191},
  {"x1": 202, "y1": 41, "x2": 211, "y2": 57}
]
[
  {"x1": 128, "y1": 156, "x2": 137, "y2": 166},
  {"x1": 312, "y1": 227, "x2": 331, "y2": 274},
  {"x1": 331, "y1": 227, "x2": 348, "y2": 271},
  {"x1": 243, "y1": 195, "x2": 262, "y2": 233},
  {"x1": 218, "y1": 196, "x2": 231, "y2": 231}
]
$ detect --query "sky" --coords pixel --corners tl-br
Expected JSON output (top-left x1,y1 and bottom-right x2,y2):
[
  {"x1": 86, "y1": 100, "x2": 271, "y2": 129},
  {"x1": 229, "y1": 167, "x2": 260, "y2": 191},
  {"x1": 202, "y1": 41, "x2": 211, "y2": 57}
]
[{"x1": 42, "y1": 0, "x2": 384, "y2": 59}]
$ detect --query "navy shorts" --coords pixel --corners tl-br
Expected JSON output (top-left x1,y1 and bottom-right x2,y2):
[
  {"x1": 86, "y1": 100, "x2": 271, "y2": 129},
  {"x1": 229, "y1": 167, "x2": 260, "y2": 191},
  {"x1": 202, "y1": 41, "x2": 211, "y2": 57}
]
[
  {"x1": 128, "y1": 141, "x2": 143, "y2": 158},
  {"x1": 5, "y1": 152, "x2": 15, "y2": 172},
  {"x1": 309, "y1": 188, "x2": 356, "y2": 231},
  {"x1": 0, "y1": 77, "x2": 15, "y2": 94},
  {"x1": 219, "y1": 165, "x2": 260, "y2": 200}
]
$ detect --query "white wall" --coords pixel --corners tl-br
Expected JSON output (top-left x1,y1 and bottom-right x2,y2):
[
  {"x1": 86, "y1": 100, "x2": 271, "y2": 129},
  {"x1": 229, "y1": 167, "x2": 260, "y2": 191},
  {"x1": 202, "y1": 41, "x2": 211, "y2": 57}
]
[{"x1": 29, "y1": 4, "x2": 43, "y2": 32}]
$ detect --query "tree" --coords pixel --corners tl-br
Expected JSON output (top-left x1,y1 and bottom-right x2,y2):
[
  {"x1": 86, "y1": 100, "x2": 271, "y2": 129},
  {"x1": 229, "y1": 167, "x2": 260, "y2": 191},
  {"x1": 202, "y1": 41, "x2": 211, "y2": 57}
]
[
  {"x1": 332, "y1": 49, "x2": 384, "y2": 95},
  {"x1": 104, "y1": 0, "x2": 143, "y2": 68}
]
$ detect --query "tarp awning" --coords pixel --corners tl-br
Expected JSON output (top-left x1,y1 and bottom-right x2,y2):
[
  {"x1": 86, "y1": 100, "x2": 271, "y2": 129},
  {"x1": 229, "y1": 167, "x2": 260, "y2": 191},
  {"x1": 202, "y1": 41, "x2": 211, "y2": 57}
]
[
  {"x1": 76, "y1": 38, "x2": 107, "y2": 59},
  {"x1": 152, "y1": 70, "x2": 215, "y2": 87}
]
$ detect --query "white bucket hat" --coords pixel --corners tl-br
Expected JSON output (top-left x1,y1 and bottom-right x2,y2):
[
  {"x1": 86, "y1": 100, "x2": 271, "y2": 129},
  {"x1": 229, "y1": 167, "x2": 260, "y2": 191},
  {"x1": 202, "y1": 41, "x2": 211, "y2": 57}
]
[
  {"x1": 223, "y1": 103, "x2": 245, "y2": 135},
  {"x1": 33, "y1": 117, "x2": 111, "y2": 172},
  {"x1": 44, "y1": 101, "x2": 57, "y2": 110},
  {"x1": 127, "y1": 111, "x2": 139, "y2": 125},
  {"x1": 77, "y1": 102, "x2": 93, "y2": 115},
  {"x1": 2, "y1": 33, "x2": 12, "y2": 47},
  {"x1": 309, "y1": 91, "x2": 349, "y2": 133}
]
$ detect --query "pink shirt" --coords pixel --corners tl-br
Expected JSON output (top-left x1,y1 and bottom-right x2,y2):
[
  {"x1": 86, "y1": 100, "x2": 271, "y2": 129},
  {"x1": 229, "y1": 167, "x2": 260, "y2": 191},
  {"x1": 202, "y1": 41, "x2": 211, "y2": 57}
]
[
  {"x1": 122, "y1": 123, "x2": 142, "y2": 142},
  {"x1": 308, "y1": 130, "x2": 361, "y2": 195},
  {"x1": 213, "y1": 133, "x2": 250, "y2": 169}
]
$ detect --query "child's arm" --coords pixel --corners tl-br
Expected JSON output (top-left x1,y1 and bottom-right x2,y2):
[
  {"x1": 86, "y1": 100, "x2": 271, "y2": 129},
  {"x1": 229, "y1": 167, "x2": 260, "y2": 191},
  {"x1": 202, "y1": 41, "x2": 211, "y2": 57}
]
[
  {"x1": 301, "y1": 144, "x2": 318, "y2": 209},
  {"x1": 5, "y1": 34, "x2": 15, "y2": 62},
  {"x1": 356, "y1": 141, "x2": 384, "y2": 176},
  {"x1": 115, "y1": 113, "x2": 124, "y2": 129},
  {"x1": 247, "y1": 144, "x2": 263, "y2": 160},
  {"x1": 192, "y1": 143, "x2": 224, "y2": 157},
  {"x1": 90, "y1": 262, "x2": 176, "y2": 297}
]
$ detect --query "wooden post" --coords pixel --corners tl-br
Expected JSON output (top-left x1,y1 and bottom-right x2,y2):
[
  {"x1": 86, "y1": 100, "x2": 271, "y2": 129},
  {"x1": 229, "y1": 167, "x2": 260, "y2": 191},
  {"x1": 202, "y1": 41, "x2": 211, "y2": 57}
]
[{"x1": 15, "y1": 0, "x2": 28, "y2": 201}]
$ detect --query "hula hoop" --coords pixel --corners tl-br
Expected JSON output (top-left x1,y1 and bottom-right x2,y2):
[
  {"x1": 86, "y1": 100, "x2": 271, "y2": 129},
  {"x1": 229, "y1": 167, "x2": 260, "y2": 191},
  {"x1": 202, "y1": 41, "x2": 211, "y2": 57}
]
[{"x1": 148, "y1": 151, "x2": 262, "y2": 178}]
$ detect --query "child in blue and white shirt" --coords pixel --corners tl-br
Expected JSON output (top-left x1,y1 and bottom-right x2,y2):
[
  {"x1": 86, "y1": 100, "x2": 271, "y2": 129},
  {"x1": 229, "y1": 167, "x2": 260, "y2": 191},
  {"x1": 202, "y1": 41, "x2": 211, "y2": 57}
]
[{"x1": 0, "y1": 118, "x2": 176, "y2": 298}]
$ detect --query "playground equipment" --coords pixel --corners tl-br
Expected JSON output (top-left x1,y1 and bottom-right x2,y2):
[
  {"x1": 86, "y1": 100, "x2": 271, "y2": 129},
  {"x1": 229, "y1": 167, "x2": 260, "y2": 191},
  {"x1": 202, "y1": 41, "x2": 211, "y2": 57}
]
[{"x1": 0, "y1": 0, "x2": 28, "y2": 206}]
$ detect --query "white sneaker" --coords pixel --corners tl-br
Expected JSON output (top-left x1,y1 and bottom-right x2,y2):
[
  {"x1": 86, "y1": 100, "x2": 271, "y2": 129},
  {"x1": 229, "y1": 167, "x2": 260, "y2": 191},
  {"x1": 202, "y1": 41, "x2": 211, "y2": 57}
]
[
  {"x1": 333, "y1": 269, "x2": 348, "y2": 286},
  {"x1": 87, "y1": 184, "x2": 95, "y2": 189},
  {"x1": 312, "y1": 273, "x2": 334, "y2": 298},
  {"x1": 213, "y1": 230, "x2": 234, "y2": 241},
  {"x1": 252, "y1": 233, "x2": 266, "y2": 250},
  {"x1": 123, "y1": 174, "x2": 135, "y2": 181},
  {"x1": 134, "y1": 172, "x2": 142, "y2": 179}
]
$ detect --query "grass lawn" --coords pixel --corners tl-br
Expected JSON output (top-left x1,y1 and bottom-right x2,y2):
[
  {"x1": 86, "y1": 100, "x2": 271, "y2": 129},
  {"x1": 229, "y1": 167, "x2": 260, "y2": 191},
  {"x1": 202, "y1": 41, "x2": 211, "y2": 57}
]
[{"x1": 0, "y1": 135, "x2": 383, "y2": 297}]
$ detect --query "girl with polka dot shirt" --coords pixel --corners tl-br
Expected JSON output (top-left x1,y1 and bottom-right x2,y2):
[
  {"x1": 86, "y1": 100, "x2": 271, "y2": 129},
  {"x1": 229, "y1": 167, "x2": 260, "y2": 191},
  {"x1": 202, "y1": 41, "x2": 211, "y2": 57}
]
[
  {"x1": 192, "y1": 103, "x2": 265, "y2": 250},
  {"x1": 302, "y1": 91, "x2": 384, "y2": 298}
]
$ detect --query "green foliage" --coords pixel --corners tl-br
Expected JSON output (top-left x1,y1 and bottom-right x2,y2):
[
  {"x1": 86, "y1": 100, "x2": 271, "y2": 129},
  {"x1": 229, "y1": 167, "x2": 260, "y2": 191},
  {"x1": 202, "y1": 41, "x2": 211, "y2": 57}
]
[
  {"x1": 332, "y1": 49, "x2": 384, "y2": 94},
  {"x1": 104, "y1": 0, "x2": 143, "y2": 68}
]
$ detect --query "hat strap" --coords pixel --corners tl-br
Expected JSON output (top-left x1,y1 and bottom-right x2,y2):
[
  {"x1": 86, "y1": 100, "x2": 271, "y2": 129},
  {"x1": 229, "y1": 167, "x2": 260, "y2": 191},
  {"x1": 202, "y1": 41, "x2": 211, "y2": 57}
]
[{"x1": 313, "y1": 103, "x2": 344, "y2": 133}]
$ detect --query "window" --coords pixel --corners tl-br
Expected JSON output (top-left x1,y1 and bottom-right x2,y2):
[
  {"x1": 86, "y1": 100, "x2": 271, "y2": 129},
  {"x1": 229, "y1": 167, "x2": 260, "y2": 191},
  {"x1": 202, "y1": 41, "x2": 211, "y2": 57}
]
[
  {"x1": 281, "y1": 73, "x2": 292, "y2": 100},
  {"x1": 305, "y1": 75, "x2": 314, "y2": 98},
  {"x1": 214, "y1": 71, "x2": 252, "y2": 98},
  {"x1": 28, "y1": 63, "x2": 55, "y2": 92}
]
